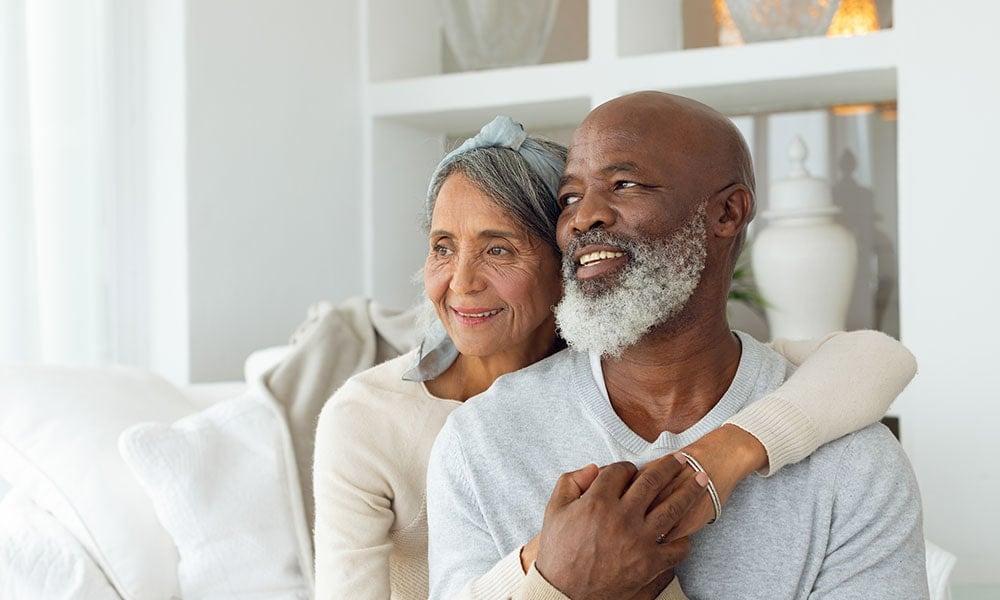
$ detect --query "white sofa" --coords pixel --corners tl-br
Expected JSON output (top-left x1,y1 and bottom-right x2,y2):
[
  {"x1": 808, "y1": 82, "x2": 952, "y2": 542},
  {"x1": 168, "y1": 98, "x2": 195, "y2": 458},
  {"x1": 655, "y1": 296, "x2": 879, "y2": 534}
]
[
  {"x1": 0, "y1": 298, "x2": 956, "y2": 599},
  {"x1": 0, "y1": 298, "x2": 420, "y2": 599}
]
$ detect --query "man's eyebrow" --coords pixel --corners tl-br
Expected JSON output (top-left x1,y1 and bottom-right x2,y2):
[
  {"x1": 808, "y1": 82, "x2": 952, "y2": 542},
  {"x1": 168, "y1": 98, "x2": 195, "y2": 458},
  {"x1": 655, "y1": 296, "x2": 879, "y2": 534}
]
[
  {"x1": 558, "y1": 162, "x2": 643, "y2": 190},
  {"x1": 600, "y1": 161, "x2": 643, "y2": 174}
]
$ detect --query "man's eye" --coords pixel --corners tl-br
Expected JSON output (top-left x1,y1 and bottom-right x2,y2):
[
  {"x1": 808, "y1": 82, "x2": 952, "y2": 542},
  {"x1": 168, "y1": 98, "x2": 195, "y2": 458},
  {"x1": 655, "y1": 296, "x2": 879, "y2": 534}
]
[
  {"x1": 559, "y1": 194, "x2": 581, "y2": 208},
  {"x1": 487, "y1": 246, "x2": 509, "y2": 256},
  {"x1": 615, "y1": 181, "x2": 639, "y2": 190}
]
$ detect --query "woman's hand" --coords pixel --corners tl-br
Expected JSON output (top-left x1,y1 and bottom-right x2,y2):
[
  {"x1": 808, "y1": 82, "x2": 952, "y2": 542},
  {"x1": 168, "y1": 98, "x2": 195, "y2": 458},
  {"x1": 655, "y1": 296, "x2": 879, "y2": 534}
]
[
  {"x1": 660, "y1": 424, "x2": 767, "y2": 539},
  {"x1": 519, "y1": 535, "x2": 540, "y2": 573}
]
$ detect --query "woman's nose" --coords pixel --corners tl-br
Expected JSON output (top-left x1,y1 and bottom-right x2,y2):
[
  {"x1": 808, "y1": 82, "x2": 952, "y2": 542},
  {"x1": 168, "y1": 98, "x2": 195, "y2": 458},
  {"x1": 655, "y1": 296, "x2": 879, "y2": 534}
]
[{"x1": 449, "y1": 254, "x2": 485, "y2": 295}]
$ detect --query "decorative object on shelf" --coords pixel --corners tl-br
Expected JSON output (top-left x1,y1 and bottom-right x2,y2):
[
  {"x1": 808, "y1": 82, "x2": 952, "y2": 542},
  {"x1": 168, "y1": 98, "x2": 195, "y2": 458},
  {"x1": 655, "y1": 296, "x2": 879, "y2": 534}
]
[
  {"x1": 830, "y1": 103, "x2": 875, "y2": 116},
  {"x1": 827, "y1": 0, "x2": 879, "y2": 37},
  {"x1": 725, "y1": 0, "x2": 841, "y2": 43},
  {"x1": 714, "y1": 0, "x2": 746, "y2": 46},
  {"x1": 751, "y1": 136, "x2": 858, "y2": 340},
  {"x1": 877, "y1": 100, "x2": 897, "y2": 121},
  {"x1": 440, "y1": 0, "x2": 560, "y2": 71}
]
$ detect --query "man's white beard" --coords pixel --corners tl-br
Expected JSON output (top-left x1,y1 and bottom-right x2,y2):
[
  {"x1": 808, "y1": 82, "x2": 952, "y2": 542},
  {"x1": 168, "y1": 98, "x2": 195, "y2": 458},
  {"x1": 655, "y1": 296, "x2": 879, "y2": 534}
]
[{"x1": 555, "y1": 202, "x2": 708, "y2": 358}]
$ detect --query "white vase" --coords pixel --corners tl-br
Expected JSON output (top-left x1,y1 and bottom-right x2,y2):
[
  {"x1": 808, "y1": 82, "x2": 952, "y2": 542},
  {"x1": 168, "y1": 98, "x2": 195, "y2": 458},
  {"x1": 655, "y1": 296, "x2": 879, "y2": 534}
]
[
  {"x1": 440, "y1": 0, "x2": 560, "y2": 71},
  {"x1": 726, "y1": 0, "x2": 841, "y2": 43},
  {"x1": 752, "y1": 136, "x2": 857, "y2": 340}
]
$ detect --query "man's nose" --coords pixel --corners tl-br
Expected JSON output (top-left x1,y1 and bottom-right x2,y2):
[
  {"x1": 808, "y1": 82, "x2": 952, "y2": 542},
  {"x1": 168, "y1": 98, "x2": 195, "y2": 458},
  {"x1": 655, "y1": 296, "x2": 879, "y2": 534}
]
[{"x1": 570, "y1": 189, "x2": 617, "y2": 234}]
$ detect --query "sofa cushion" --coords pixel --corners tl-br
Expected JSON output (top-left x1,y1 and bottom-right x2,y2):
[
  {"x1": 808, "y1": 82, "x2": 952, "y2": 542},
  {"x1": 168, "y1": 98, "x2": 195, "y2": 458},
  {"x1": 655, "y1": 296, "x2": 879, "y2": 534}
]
[
  {"x1": 0, "y1": 365, "x2": 194, "y2": 600},
  {"x1": 261, "y1": 297, "x2": 420, "y2": 537},
  {"x1": 0, "y1": 488, "x2": 119, "y2": 599},
  {"x1": 119, "y1": 385, "x2": 312, "y2": 599}
]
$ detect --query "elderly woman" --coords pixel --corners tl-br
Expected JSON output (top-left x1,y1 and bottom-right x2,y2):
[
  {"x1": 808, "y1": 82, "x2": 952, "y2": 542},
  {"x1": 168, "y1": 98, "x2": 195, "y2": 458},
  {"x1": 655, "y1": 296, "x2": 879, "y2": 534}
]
[{"x1": 312, "y1": 117, "x2": 915, "y2": 599}]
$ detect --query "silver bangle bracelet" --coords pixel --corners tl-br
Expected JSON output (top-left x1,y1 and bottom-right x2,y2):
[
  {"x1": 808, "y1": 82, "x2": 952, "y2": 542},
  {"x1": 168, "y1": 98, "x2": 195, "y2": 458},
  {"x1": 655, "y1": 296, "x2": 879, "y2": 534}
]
[{"x1": 677, "y1": 451, "x2": 722, "y2": 524}]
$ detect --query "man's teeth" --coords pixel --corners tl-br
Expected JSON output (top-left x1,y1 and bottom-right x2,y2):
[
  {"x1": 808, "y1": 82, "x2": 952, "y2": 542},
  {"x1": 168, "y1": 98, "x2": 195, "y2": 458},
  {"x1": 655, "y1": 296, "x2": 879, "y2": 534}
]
[
  {"x1": 579, "y1": 250, "x2": 625, "y2": 266},
  {"x1": 458, "y1": 309, "x2": 502, "y2": 318}
]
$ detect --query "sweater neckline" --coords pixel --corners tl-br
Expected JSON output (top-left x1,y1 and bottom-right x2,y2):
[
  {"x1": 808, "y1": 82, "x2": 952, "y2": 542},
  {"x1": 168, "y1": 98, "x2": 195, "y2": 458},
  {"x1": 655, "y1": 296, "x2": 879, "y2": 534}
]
[{"x1": 577, "y1": 331, "x2": 764, "y2": 455}]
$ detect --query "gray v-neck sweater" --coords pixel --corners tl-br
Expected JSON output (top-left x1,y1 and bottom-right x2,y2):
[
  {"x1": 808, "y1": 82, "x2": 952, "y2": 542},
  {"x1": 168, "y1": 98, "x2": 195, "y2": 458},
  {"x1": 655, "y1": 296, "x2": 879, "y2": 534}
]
[{"x1": 427, "y1": 332, "x2": 928, "y2": 599}]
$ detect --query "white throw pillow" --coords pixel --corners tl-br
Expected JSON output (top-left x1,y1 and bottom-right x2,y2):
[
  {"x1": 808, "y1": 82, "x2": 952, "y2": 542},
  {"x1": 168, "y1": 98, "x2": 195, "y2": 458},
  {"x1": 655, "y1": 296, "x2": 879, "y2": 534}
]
[
  {"x1": 0, "y1": 488, "x2": 120, "y2": 599},
  {"x1": 119, "y1": 384, "x2": 313, "y2": 600},
  {"x1": 0, "y1": 365, "x2": 195, "y2": 600}
]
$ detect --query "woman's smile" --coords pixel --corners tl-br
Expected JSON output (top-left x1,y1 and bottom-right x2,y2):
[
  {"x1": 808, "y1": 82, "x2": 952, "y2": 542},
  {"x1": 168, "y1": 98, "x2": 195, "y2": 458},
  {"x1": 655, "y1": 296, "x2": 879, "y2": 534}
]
[{"x1": 451, "y1": 306, "x2": 505, "y2": 326}]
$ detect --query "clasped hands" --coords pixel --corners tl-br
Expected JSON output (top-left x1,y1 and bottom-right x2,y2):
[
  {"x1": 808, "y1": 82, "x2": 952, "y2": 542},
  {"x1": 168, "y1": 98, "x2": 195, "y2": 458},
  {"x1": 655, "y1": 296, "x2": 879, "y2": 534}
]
[{"x1": 525, "y1": 453, "x2": 711, "y2": 600}]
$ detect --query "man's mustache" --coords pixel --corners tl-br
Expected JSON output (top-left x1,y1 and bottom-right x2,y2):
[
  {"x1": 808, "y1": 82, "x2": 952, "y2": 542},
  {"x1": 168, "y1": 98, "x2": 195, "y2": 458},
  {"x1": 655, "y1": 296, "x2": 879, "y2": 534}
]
[{"x1": 563, "y1": 230, "x2": 638, "y2": 267}]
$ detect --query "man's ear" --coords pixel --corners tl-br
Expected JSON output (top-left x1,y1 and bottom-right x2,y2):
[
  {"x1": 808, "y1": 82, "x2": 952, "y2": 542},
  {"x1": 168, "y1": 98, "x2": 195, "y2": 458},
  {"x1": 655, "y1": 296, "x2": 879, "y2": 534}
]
[{"x1": 711, "y1": 184, "x2": 753, "y2": 240}]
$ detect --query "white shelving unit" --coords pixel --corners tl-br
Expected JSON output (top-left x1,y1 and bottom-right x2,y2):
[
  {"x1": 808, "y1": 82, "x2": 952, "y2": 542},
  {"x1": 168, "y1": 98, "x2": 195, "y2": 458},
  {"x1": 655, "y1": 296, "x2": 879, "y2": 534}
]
[
  {"x1": 360, "y1": 0, "x2": 897, "y2": 309},
  {"x1": 368, "y1": 32, "x2": 895, "y2": 130},
  {"x1": 357, "y1": 1, "x2": 1000, "y2": 590}
]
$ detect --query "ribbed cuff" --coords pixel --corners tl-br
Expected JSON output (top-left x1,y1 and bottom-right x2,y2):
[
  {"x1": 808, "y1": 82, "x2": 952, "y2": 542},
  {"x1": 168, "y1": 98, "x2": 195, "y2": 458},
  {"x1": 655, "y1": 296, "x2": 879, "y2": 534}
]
[
  {"x1": 655, "y1": 577, "x2": 689, "y2": 600},
  {"x1": 725, "y1": 394, "x2": 819, "y2": 476},
  {"x1": 511, "y1": 563, "x2": 571, "y2": 600},
  {"x1": 469, "y1": 547, "x2": 529, "y2": 599},
  {"x1": 512, "y1": 567, "x2": 688, "y2": 600}
]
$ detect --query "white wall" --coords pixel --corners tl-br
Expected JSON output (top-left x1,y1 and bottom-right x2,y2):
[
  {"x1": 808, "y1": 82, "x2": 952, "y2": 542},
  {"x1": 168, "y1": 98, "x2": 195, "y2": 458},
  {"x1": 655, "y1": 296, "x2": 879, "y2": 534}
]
[
  {"x1": 895, "y1": 0, "x2": 1000, "y2": 586},
  {"x1": 183, "y1": 0, "x2": 362, "y2": 382},
  {"x1": 146, "y1": 0, "x2": 189, "y2": 384}
]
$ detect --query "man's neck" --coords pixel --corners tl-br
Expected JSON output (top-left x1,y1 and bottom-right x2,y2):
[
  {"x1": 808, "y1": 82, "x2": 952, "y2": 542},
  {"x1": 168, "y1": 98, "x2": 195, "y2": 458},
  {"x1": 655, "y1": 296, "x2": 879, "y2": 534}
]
[{"x1": 601, "y1": 319, "x2": 742, "y2": 442}]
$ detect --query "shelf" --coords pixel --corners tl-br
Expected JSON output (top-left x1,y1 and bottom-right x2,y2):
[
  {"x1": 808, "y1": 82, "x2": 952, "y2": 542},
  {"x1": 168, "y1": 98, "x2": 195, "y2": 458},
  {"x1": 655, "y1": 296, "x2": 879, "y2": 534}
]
[
  {"x1": 365, "y1": 30, "x2": 897, "y2": 130},
  {"x1": 364, "y1": 61, "x2": 594, "y2": 133},
  {"x1": 617, "y1": 30, "x2": 897, "y2": 114}
]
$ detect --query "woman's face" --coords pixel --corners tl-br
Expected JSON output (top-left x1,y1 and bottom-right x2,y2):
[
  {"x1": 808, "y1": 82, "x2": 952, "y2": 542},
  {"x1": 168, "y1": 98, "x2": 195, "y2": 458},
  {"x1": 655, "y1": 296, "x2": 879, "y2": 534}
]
[{"x1": 424, "y1": 172, "x2": 563, "y2": 365}]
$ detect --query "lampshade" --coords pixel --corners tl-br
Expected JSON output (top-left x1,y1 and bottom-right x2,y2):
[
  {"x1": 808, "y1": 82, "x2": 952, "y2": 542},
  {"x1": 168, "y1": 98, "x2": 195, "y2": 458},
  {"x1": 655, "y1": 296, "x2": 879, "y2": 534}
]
[{"x1": 827, "y1": 0, "x2": 880, "y2": 37}]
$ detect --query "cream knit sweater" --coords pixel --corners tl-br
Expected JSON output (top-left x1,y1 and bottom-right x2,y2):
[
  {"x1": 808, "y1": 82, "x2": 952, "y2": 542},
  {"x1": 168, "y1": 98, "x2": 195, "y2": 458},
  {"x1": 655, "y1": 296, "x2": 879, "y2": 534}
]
[{"x1": 313, "y1": 330, "x2": 915, "y2": 600}]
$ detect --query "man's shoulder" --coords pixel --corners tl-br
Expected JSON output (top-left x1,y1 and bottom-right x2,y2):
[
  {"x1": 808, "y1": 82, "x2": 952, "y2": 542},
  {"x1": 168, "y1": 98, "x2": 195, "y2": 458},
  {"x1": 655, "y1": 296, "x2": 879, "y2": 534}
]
[
  {"x1": 462, "y1": 348, "x2": 581, "y2": 411},
  {"x1": 439, "y1": 348, "x2": 585, "y2": 446},
  {"x1": 812, "y1": 421, "x2": 907, "y2": 465},
  {"x1": 781, "y1": 421, "x2": 919, "y2": 507}
]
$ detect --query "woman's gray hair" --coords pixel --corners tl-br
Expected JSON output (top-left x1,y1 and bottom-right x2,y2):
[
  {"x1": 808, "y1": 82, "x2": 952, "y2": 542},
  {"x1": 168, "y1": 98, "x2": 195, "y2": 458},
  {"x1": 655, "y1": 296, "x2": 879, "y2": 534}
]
[{"x1": 424, "y1": 116, "x2": 567, "y2": 253}]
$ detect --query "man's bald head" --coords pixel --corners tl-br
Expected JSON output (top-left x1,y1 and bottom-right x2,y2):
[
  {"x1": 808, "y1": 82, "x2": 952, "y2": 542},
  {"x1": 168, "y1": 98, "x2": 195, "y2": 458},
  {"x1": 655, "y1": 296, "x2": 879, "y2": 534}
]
[
  {"x1": 568, "y1": 91, "x2": 756, "y2": 265},
  {"x1": 582, "y1": 91, "x2": 755, "y2": 216}
]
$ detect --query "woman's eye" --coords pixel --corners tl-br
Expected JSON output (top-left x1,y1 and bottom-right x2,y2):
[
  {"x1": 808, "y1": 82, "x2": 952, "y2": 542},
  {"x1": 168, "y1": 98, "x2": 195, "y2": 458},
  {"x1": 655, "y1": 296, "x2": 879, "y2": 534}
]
[
  {"x1": 432, "y1": 244, "x2": 452, "y2": 257},
  {"x1": 487, "y1": 246, "x2": 509, "y2": 256}
]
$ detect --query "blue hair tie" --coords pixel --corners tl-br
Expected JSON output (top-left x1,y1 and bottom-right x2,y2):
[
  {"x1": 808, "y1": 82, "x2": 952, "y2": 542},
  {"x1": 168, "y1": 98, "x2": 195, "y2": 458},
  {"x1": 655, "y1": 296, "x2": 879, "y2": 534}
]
[{"x1": 427, "y1": 116, "x2": 563, "y2": 200}]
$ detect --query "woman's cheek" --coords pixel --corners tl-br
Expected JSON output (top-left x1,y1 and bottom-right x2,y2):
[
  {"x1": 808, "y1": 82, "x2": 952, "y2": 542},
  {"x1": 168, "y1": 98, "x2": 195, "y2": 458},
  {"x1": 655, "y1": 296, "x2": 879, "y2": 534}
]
[{"x1": 423, "y1": 262, "x2": 448, "y2": 300}]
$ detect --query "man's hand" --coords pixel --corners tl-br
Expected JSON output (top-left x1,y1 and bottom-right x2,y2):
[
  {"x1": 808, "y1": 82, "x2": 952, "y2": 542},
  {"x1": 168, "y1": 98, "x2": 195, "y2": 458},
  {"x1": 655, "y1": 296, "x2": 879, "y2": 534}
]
[{"x1": 534, "y1": 456, "x2": 708, "y2": 600}]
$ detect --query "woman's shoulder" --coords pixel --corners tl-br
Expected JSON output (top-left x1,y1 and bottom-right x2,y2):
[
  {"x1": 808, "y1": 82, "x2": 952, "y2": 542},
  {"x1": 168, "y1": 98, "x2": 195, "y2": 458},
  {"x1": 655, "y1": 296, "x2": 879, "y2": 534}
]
[
  {"x1": 323, "y1": 349, "x2": 444, "y2": 422},
  {"x1": 342, "y1": 348, "x2": 421, "y2": 393}
]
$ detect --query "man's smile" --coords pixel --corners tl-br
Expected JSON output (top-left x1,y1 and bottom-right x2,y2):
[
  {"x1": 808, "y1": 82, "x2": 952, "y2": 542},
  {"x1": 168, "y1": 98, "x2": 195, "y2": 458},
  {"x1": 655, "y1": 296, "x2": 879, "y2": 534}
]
[{"x1": 578, "y1": 249, "x2": 625, "y2": 266}]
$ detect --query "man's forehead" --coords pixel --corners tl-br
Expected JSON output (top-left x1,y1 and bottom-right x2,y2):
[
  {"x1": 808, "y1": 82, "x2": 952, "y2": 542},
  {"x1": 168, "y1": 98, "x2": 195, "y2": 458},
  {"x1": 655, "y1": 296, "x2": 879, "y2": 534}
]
[
  {"x1": 565, "y1": 126, "x2": 679, "y2": 169},
  {"x1": 571, "y1": 121, "x2": 645, "y2": 145}
]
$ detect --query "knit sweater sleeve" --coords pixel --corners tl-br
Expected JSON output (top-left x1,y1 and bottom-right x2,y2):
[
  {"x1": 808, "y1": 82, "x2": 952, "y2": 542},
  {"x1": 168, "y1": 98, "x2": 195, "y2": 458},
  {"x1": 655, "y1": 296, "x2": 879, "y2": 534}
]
[
  {"x1": 313, "y1": 380, "x2": 411, "y2": 600},
  {"x1": 502, "y1": 564, "x2": 689, "y2": 600},
  {"x1": 725, "y1": 329, "x2": 917, "y2": 475},
  {"x1": 454, "y1": 548, "x2": 528, "y2": 599},
  {"x1": 441, "y1": 515, "x2": 692, "y2": 599}
]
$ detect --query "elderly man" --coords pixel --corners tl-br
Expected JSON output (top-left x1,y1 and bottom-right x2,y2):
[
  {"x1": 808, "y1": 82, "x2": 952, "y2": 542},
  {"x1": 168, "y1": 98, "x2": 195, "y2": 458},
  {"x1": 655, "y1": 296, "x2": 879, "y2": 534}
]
[{"x1": 426, "y1": 91, "x2": 927, "y2": 599}]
